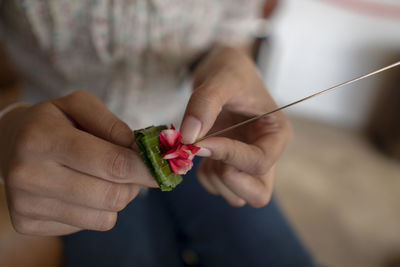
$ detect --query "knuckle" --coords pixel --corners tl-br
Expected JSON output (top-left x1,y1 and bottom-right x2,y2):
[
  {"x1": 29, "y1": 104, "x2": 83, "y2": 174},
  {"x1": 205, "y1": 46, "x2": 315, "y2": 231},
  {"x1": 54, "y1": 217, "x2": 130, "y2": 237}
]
[
  {"x1": 253, "y1": 156, "x2": 270, "y2": 176},
  {"x1": 252, "y1": 148, "x2": 271, "y2": 175},
  {"x1": 14, "y1": 104, "x2": 63, "y2": 156},
  {"x1": 104, "y1": 184, "x2": 130, "y2": 211},
  {"x1": 15, "y1": 123, "x2": 45, "y2": 153},
  {"x1": 97, "y1": 212, "x2": 117, "y2": 231},
  {"x1": 6, "y1": 163, "x2": 28, "y2": 189},
  {"x1": 190, "y1": 89, "x2": 222, "y2": 112},
  {"x1": 220, "y1": 139, "x2": 238, "y2": 163},
  {"x1": 6, "y1": 163, "x2": 44, "y2": 194},
  {"x1": 107, "y1": 119, "x2": 129, "y2": 142},
  {"x1": 105, "y1": 150, "x2": 132, "y2": 180}
]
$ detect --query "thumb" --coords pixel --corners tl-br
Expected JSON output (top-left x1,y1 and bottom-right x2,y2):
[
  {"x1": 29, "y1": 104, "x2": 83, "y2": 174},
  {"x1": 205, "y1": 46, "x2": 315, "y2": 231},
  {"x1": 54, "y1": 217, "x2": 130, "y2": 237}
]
[
  {"x1": 52, "y1": 90, "x2": 133, "y2": 147},
  {"x1": 180, "y1": 84, "x2": 231, "y2": 144}
]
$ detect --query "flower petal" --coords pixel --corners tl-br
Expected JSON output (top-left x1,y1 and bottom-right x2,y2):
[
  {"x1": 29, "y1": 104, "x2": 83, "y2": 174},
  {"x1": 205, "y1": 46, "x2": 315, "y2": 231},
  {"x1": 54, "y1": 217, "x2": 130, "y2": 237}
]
[
  {"x1": 162, "y1": 146, "x2": 190, "y2": 160},
  {"x1": 182, "y1": 144, "x2": 201, "y2": 155},
  {"x1": 168, "y1": 158, "x2": 193, "y2": 175},
  {"x1": 160, "y1": 128, "x2": 182, "y2": 150},
  {"x1": 159, "y1": 124, "x2": 201, "y2": 175}
]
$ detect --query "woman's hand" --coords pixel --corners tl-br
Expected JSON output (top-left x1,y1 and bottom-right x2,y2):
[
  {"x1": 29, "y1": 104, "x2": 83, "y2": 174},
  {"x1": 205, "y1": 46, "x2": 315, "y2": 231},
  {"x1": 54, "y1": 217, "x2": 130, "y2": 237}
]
[
  {"x1": 0, "y1": 91, "x2": 157, "y2": 236},
  {"x1": 180, "y1": 47, "x2": 292, "y2": 208}
]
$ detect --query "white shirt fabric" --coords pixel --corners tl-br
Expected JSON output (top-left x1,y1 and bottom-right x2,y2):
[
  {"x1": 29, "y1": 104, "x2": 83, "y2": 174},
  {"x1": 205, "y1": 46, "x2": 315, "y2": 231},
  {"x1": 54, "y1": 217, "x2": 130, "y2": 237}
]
[{"x1": 0, "y1": 0, "x2": 264, "y2": 129}]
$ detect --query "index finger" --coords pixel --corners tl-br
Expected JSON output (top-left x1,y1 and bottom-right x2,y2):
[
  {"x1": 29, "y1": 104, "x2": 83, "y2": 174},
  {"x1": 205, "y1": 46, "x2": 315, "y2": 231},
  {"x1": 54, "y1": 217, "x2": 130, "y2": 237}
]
[
  {"x1": 196, "y1": 127, "x2": 290, "y2": 176},
  {"x1": 196, "y1": 137, "x2": 266, "y2": 175},
  {"x1": 52, "y1": 127, "x2": 158, "y2": 188}
]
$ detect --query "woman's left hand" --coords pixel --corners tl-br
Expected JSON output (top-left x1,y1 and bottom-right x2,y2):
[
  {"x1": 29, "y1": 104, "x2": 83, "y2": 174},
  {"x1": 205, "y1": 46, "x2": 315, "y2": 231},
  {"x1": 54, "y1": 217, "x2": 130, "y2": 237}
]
[{"x1": 180, "y1": 46, "x2": 293, "y2": 208}]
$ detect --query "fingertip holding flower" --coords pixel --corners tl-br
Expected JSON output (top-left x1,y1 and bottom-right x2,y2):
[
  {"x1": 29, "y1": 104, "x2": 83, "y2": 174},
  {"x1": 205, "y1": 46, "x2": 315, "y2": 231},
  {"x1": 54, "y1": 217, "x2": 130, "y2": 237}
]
[
  {"x1": 196, "y1": 147, "x2": 212, "y2": 157},
  {"x1": 180, "y1": 115, "x2": 202, "y2": 144},
  {"x1": 169, "y1": 158, "x2": 193, "y2": 175},
  {"x1": 160, "y1": 124, "x2": 201, "y2": 175}
]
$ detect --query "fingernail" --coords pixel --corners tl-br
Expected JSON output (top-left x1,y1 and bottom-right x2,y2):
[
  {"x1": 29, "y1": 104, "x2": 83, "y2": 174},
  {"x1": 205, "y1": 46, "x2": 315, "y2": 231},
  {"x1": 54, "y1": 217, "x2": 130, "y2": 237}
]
[
  {"x1": 181, "y1": 115, "x2": 201, "y2": 144},
  {"x1": 196, "y1": 147, "x2": 212, "y2": 157}
]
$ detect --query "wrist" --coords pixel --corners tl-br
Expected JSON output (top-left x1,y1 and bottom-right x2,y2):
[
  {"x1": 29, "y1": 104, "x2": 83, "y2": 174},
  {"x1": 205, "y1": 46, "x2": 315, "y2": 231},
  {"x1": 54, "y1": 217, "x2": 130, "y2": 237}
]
[{"x1": 0, "y1": 103, "x2": 30, "y2": 184}]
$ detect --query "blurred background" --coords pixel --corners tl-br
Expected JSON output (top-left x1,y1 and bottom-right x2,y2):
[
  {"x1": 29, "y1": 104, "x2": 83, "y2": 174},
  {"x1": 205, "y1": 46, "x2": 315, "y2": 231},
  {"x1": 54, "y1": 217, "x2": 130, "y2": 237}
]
[
  {"x1": 260, "y1": 0, "x2": 400, "y2": 267},
  {"x1": 1, "y1": 0, "x2": 400, "y2": 266}
]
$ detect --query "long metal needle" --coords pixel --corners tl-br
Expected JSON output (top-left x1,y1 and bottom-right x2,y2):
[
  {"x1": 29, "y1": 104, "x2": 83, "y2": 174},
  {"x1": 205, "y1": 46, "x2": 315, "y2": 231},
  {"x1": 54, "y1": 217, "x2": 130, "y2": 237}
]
[{"x1": 196, "y1": 61, "x2": 400, "y2": 143}]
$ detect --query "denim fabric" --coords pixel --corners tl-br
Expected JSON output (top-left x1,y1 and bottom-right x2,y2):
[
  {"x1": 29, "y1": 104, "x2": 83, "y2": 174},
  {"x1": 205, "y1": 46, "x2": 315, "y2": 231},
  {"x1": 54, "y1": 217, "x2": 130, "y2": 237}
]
[{"x1": 63, "y1": 159, "x2": 315, "y2": 267}]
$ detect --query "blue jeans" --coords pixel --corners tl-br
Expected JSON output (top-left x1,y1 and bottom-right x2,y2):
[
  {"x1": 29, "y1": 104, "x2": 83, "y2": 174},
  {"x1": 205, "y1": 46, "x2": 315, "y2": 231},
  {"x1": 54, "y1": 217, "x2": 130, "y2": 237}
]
[{"x1": 63, "y1": 159, "x2": 315, "y2": 266}]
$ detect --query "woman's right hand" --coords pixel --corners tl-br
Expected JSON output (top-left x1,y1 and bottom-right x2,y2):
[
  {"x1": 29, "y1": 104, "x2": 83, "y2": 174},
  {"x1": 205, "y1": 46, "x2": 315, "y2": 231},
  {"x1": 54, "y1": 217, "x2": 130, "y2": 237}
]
[{"x1": 0, "y1": 91, "x2": 157, "y2": 236}]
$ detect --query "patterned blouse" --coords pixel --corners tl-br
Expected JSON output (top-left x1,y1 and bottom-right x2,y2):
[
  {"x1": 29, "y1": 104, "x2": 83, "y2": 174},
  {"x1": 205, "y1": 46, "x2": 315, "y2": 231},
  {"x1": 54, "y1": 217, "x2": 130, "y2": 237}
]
[{"x1": 0, "y1": 0, "x2": 264, "y2": 128}]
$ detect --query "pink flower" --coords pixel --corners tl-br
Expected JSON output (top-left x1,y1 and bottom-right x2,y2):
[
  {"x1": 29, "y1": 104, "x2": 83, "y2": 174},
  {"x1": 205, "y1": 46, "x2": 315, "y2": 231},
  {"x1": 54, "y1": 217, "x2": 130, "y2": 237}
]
[{"x1": 160, "y1": 124, "x2": 200, "y2": 175}]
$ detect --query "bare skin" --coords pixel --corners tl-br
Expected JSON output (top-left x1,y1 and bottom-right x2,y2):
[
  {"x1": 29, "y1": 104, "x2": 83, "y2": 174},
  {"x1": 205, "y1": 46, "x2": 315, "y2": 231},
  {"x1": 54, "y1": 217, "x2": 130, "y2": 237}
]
[
  {"x1": 180, "y1": 46, "x2": 293, "y2": 208},
  {"x1": 0, "y1": 91, "x2": 157, "y2": 236},
  {"x1": 0, "y1": 46, "x2": 292, "y2": 236}
]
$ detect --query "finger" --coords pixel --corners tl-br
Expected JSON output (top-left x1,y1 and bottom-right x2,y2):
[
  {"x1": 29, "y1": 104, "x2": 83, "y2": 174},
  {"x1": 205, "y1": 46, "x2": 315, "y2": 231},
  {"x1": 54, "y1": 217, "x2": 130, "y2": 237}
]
[
  {"x1": 180, "y1": 79, "x2": 241, "y2": 144},
  {"x1": 56, "y1": 166, "x2": 141, "y2": 211},
  {"x1": 11, "y1": 214, "x2": 81, "y2": 236},
  {"x1": 219, "y1": 164, "x2": 274, "y2": 208},
  {"x1": 52, "y1": 128, "x2": 157, "y2": 188},
  {"x1": 196, "y1": 137, "x2": 268, "y2": 175},
  {"x1": 180, "y1": 50, "x2": 279, "y2": 145},
  {"x1": 52, "y1": 90, "x2": 133, "y2": 147},
  {"x1": 11, "y1": 190, "x2": 118, "y2": 231},
  {"x1": 252, "y1": 129, "x2": 291, "y2": 173},
  {"x1": 16, "y1": 162, "x2": 140, "y2": 211},
  {"x1": 196, "y1": 159, "x2": 218, "y2": 195},
  {"x1": 207, "y1": 161, "x2": 246, "y2": 207}
]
